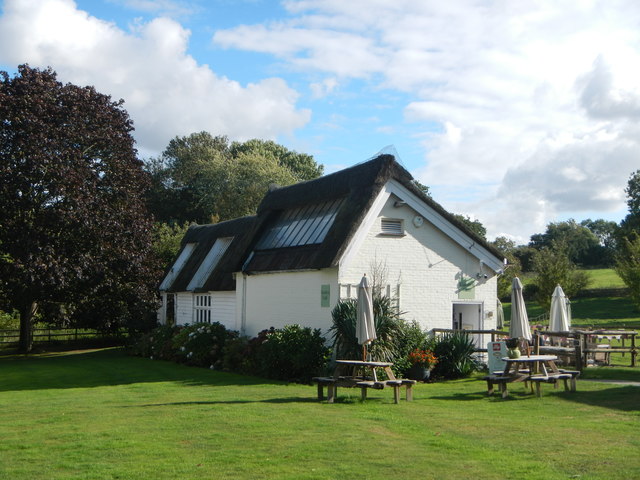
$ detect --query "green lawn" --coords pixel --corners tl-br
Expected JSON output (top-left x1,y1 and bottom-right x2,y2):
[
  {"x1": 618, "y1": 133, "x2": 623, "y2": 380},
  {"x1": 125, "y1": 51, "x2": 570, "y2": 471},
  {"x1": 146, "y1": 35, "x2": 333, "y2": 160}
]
[
  {"x1": 503, "y1": 295, "x2": 640, "y2": 330},
  {"x1": 1, "y1": 348, "x2": 639, "y2": 480},
  {"x1": 519, "y1": 269, "x2": 624, "y2": 290},
  {"x1": 584, "y1": 268, "x2": 626, "y2": 289},
  {"x1": 503, "y1": 268, "x2": 639, "y2": 330}
]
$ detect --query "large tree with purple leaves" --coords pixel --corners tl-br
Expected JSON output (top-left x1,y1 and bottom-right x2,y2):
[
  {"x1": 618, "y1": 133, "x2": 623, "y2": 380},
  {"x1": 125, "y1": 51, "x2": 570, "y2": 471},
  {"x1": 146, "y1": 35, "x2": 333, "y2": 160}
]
[{"x1": 0, "y1": 65, "x2": 160, "y2": 352}]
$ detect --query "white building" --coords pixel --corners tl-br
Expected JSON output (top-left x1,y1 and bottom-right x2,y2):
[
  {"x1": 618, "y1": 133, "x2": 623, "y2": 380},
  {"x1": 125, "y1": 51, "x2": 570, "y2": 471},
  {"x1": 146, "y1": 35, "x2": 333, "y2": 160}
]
[{"x1": 159, "y1": 155, "x2": 505, "y2": 344}]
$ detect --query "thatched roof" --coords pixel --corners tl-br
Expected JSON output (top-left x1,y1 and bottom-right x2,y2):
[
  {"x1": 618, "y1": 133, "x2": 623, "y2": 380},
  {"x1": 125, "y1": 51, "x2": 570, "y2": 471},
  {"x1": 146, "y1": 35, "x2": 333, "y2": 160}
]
[
  {"x1": 160, "y1": 154, "x2": 503, "y2": 292},
  {"x1": 162, "y1": 216, "x2": 255, "y2": 293}
]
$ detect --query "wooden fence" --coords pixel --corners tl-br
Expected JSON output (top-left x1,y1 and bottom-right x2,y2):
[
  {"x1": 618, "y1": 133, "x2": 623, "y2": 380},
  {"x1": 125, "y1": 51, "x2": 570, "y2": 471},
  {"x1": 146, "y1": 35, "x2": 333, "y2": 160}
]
[
  {"x1": 0, "y1": 327, "x2": 127, "y2": 347},
  {"x1": 431, "y1": 328, "x2": 509, "y2": 353},
  {"x1": 431, "y1": 328, "x2": 638, "y2": 371}
]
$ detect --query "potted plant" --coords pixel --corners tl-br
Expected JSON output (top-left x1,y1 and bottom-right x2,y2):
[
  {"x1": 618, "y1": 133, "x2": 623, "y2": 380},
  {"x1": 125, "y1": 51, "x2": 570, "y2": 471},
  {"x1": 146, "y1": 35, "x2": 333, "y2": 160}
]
[
  {"x1": 407, "y1": 348, "x2": 438, "y2": 381},
  {"x1": 505, "y1": 337, "x2": 521, "y2": 359}
]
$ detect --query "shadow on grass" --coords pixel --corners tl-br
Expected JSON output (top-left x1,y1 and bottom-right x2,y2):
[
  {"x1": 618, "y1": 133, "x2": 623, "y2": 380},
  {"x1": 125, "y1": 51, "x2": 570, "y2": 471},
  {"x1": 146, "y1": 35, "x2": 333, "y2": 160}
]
[
  {"x1": 124, "y1": 397, "x2": 321, "y2": 408},
  {"x1": 564, "y1": 385, "x2": 640, "y2": 412},
  {"x1": 581, "y1": 367, "x2": 640, "y2": 382},
  {"x1": 432, "y1": 376, "x2": 640, "y2": 411},
  {"x1": 0, "y1": 347, "x2": 283, "y2": 393}
]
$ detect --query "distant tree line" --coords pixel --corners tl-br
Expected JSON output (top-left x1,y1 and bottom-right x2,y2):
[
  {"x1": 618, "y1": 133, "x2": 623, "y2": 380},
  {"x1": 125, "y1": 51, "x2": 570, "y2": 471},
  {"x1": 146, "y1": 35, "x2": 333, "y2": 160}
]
[{"x1": 488, "y1": 170, "x2": 640, "y2": 309}]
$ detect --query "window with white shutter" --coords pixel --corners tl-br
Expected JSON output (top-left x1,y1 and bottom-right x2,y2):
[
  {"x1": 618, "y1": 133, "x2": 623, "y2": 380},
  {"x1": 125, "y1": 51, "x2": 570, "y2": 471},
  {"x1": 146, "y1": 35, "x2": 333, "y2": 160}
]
[
  {"x1": 194, "y1": 294, "x2": 212, "y2": 323},
  {"x1": 380, "y1": 218, "x2": 403, "y2": 236}
]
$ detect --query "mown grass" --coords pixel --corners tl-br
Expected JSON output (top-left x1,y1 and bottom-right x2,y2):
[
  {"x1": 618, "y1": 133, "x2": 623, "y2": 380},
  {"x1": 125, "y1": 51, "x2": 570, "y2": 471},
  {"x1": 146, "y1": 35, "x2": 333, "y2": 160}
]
[
  {"x1": 584, "y1": 268, "x2": 626, "y2": 289},
  {"x1": 1, "y1": 348, "x2": 639, "y2": 480},
  {"x1": 518, "y1": 268, "x2": 624, "y2": 290},
  {"x1": 503, "y1": 268, "x2": 639, "y2": 329},
  {"x1": 504, "y1": 295, "x2": 640, "y2": 330}
]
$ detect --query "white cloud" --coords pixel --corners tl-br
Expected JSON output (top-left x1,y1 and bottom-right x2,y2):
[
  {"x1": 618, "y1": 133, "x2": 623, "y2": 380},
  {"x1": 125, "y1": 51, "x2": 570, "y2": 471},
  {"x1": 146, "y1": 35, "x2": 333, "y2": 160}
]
[
  {"x1": 214, "y1": 0, "x2": 640, "y2": 241},
  {"x1": 2, "y1": 0, "x2": 640, "y2": 241},
  {"x1": 116, "y1": 0, "x2": 197, "y2": 18},
  {"x1": 310, "y1": 77, "x2": 338, "y2": 98},
  {"x1": 0, "y1": 0, "x2": 310, "y2": 156}
]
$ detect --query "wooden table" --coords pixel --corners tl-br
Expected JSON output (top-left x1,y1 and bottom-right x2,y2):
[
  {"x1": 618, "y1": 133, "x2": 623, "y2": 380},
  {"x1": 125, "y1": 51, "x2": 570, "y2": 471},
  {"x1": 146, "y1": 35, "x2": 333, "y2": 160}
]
[
  {"x1": 312, "y1": 360, "x2": 416, "y2": 403},
  {"x1": 502, "y1": 354, "x2": 560, "y2": 379},
  {"x1": 334, "y1": 360, "x2": 397, "y2": 381},
  {"x1": 494, "y1": 354, "x2": 573, "y2": 397}
]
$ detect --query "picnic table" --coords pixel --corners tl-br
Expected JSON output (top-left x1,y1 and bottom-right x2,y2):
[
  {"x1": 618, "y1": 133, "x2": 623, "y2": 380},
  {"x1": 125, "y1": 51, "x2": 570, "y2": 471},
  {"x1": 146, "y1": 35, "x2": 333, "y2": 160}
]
[
  {"x1": 484, "y1": 354, "x2": 579, "y2": 398},
  {"x1": 312, "y1": 360, "x2": 416, "y2": 404}
]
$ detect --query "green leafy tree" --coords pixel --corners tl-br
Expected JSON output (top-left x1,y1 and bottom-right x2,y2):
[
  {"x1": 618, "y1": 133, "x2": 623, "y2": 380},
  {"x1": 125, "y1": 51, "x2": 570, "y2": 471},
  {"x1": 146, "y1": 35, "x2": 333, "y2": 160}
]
[
  {"x1": 146, "y1": 132, "x2": 323, "y2": 224},
  {"x1": 0, "y1": 65, "x2": 160, "y2": 352},
  {"x1": 615, "y1": 232, "x2": 640, "y2": 309},
  {"x1": 452, "y1": 214, "x2": 487, "y2": 239},
  {"x1": 619, "y1": 170, "x2": 640, "y2": 242},
  {"x1": 490, "y1": 236, "x2": 522, "y2": 299},
  {"x1": 512, "y1": 245, "x2": 537, "y2": 272},
  {"x1": 229, "y1": 138, "x2": 323, "y2": 182},
  {"x1": 580, "y1": 218, "x2": 618, "y2": 266},
  {"x1": 615, "y1": 173, "x2": 640, "y2": 308},
  {"x1": 152, "y1": 222, "x2": 191, "y2": 271},
  {"x1": 529, "y1": 219, "x2": 601, "y2": 266},
  {"x1": 580, "y1": 218, "x2": 618, "y2": 249},
  {"x1": 625, "y1": 169, "x2": 640, "y2": 216},
  {"x1": 531, "y1": 241, "x2": 590, "y2": 311}
]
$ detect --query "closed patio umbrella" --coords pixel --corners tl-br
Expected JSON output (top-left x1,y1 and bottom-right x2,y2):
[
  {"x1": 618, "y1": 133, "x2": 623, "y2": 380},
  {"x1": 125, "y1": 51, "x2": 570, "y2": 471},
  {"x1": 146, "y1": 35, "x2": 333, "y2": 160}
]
[
  {"x1": 356, "y1": 274, "x2": 376, "y2": 361},
  {"x1": 549, "y1": 285, "x2": 571, "y2": 332},
  {"x1": 509, "y1": 277, "x2": 532, "y2": 341}
]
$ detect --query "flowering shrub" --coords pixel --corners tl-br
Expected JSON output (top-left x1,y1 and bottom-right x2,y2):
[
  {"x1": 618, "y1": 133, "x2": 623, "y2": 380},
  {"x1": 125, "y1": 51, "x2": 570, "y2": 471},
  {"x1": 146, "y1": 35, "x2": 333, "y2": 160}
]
[
  {"x1": 251, "y1": 325, "x2": 331, "y2": 382},
  {"x1": 128, "y1": 324, "x2": 181, "y2": 360},
  {"x1": 130, "y1": 323, "x2": 331, "y2": 383},
  {"x1": 171, "y1": 322, "x2": 238, "y2": 368},
  {"x1": 408, "y1": 348, "x2": 438, "y2": 369}
]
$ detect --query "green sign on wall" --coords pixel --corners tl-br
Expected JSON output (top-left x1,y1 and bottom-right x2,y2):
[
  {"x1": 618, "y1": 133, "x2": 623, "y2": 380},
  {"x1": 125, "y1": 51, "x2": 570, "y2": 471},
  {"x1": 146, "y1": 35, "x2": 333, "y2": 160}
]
[
  {"x1": 457, "y1": 276, "x2": 475, "y2": 300},
  {"x1": 321, "y1": 284, "x2": 330, "y2": 307}
]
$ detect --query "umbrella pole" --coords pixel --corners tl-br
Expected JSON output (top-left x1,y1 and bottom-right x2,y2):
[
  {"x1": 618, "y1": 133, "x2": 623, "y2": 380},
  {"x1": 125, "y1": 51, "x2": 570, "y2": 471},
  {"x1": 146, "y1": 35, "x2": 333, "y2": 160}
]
[{"x1": 362, "y1": 344, "x2": 367, "y2": 362}]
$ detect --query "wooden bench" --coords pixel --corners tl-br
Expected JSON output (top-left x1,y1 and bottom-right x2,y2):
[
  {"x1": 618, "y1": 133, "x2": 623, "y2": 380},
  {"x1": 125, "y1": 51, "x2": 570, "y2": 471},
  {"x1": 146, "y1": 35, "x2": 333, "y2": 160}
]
[
  {"x1": 314, "y1": 376, "x2": 417, "y2": 404},
  {"x1": 355, "y1": 380, "x2": 386, "y2": 401},
  {"x1": 483, "y1": 374, "x2": 512, "y2": 398},
  {"x1": 558, "y1": 369, "x2": 580, "y2": 391},
  {"x1": 383, "y1": 379, "x2": 417, "y2": 403},
  {"x1": 528, "y1": 373, "x2": 572, "y2": 397},
  {"x1": 312, "y1": 377, "x2": 337, "y2": 403}
]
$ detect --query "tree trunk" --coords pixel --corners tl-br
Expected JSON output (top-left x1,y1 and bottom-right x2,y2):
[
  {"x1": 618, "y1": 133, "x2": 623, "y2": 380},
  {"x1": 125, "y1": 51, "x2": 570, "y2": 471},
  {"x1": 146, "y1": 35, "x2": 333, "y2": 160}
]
[{"x1": 18, "y1": 301, "x2": 38, "y2": 354}]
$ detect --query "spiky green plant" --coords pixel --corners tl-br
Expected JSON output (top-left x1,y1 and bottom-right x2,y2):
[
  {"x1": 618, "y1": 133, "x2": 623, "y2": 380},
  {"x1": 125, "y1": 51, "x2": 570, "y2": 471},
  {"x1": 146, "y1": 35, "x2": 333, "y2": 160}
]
[
  {"x1": 329, "y1": 296, "x2": 403, "y2": 362},
  {"x1": 431, "y1": 331, "x2": 479, "y2": 379}
]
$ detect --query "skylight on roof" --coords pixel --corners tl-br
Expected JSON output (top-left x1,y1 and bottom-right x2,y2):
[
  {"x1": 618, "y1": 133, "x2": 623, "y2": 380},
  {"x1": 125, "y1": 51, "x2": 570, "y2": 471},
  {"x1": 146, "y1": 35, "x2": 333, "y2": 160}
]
[
  {"x1": 187, "y1": 237, "x2": 234, "y2": 291},
  {"x1": 159, "y1": 243, "x2": 196, "y2": 291},
  {"x1": 256, "y1": 198, "x2": 344, "y2": 250}
]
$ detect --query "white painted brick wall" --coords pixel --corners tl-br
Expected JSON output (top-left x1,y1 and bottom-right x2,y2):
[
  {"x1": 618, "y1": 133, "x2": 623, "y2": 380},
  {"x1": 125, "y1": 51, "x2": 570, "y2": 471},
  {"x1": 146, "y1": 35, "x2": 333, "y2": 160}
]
[
  {"x1": 212, "y1": 291, "x2": 236, "y2": 330},
  {"x1": 241, "y1": 269, "x2": 339, "y2": 338},
  {"x1": 340, "y1": 197, "x2": 498, "y2": 332},
  {"x1": 175, "y1": 292, "x2": 193, "y2": 326}
]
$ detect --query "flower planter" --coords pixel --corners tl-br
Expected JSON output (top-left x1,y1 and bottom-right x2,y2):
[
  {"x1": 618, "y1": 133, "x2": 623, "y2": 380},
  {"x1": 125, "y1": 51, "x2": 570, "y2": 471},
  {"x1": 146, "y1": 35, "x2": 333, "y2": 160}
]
[{"x1": 409, "y1": 364, "x2": 431, "y2": 382}]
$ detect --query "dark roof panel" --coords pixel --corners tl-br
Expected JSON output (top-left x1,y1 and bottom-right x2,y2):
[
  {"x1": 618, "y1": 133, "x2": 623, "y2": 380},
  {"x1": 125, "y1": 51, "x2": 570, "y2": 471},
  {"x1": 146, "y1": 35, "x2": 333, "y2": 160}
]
[
  {"x1": 162, "y1": 154, "x2": 504, "y2": 290},
  {"x1": 161, "y1": 216, "x2": 256, "y2": 293},
  {"x1": 255, "y1": 197, "x2": 345, "y2": 250}
]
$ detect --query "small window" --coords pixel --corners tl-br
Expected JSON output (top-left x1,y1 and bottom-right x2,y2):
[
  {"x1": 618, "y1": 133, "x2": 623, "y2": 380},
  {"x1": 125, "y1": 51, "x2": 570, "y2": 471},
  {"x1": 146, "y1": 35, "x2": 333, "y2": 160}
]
[
  {"x1": 194, "y1": 294, "x2": 212, "y2": 323},
  {"x1": 380, "y1": 218, "x2": 403, "y2": 236}
]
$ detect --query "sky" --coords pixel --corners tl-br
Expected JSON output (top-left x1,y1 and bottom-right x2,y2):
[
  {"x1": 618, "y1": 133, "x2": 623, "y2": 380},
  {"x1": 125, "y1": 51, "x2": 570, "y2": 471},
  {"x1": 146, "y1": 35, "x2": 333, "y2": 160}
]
[{"x1": 1, "y1": 0, "x2": 639, "y2": 243}]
